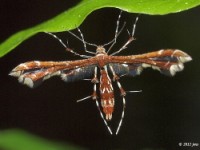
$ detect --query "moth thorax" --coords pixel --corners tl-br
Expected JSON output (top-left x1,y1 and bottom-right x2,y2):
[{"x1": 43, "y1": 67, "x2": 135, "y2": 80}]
[{"x1": 96, "y1": 46, "x2": 106, "y2": 55}]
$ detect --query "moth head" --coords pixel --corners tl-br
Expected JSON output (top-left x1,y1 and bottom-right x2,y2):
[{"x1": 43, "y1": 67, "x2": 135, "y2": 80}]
[{"x1": 96, "y1": 46, "x2": 106, "y2": 55}]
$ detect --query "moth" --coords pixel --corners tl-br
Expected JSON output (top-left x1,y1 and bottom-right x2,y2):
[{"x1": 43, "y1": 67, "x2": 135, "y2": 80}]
[{"x1": 9, "y1": 12, "x2": 192, "y2": 135}]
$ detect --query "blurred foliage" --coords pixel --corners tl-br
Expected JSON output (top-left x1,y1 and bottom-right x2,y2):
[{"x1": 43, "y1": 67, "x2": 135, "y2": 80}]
[{"x1": 0, "y1": 129, "x2": 83, "y2": 150}]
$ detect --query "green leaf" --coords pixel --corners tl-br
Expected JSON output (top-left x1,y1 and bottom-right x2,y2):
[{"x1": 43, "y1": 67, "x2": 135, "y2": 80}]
[
  {"x1": 0, "y1": 129, "x2": 82, "y2": 150},
  {"x1": 0, "y1": 0, "x2": 199, "y2": 57}
]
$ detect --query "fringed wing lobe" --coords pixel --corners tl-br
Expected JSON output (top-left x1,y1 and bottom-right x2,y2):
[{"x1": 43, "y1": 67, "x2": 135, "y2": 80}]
[
  {"x1": 9, "y1": 61, "x2": 64, "y2": 88},
  {"x1": 109, "y1": 49, "x2": 192, "y2": 77},
  {"x1": 9, "y1": 60, "x2": 97, "y2": 88}
]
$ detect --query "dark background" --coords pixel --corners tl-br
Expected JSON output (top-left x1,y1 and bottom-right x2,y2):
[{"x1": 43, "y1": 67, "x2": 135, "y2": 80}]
[{"x1": 0, "y1": 0, "x2": 200, "y2": 150}]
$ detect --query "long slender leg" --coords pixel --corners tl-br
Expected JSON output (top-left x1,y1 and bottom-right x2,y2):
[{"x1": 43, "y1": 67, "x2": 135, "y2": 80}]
[
  {"x1": 116, "y1": 97, "x2": 125, "y2": 135},
  {"x1": 76, "y1": 67, "x2": 98, "y2": 102},
  {"x1": 45, "y1": 32, "x2": 91, "y2": 58},
  {"x1": 109, "y1": 65, "x2": 126, "y2": 134},
  {"x1": 77, "y1": 67, "x2": 113, "y2": 134},
  {"x1": 114, "y1": 79, "x2": 141, "y2": 135},
  {"x1": 76, "y1": 89, "x2": 113, "y2": 134},
  {"x1": 91, "y1": 67, "x2": 98, "y2": 99},
  {"x1": 76, "y1": 67, "x2": 112, "y2": 134},
  {"x1": 76, "y1": 95, "x2": 92, "y2": 103},
  {"x1": 111, "y1": 16, "x2": 139, "y2": 56},
  {"x1": 109, "y1": 65, "x2": 142, "y2": 134},
  {"x1": 91, "y1": 67, "x2": 113, "y2": 134},
  {"x1": 95, "y1": 99, "x2": 113, "y2": 134},
  {"x1": 109, "y1": 65, "x2": 126, "y2": 96}
]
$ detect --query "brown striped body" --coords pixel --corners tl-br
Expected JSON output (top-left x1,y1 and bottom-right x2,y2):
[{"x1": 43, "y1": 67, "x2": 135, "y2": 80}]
[{"x1": 99, "y1": 68, "x2": 114, "y2": 120}]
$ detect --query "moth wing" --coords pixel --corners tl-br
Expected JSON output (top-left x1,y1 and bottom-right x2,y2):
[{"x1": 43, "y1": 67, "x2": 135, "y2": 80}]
[
  {"x1": 138, "y1": 50, "x2": 192, "y2": 76},
  {"x1": 9, "y1": 61, "x2": 96, "y2": 88},
  {"x1": 109, "y1": 49, "x2": 192, "y2": 77}
]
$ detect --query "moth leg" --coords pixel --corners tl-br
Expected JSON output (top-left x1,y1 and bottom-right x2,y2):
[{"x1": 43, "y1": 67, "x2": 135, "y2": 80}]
[
  {"x1": 91, "y1": 67, "x2": 98, "y2": 100},
  {"x1": 91, "y1": 67, "x2": 113, "y2": 134},
  {"x1": 109, "y1": 65, "x2": 126, "y2": 96},
  {"x1": 95, "y1": 99, "x2": 113, "y2": 135},
  {"x1": 76, "y1": 67, "x2": 112, "y2": 134},
  {"x1": 109, "y1": 65, "x2": 126, "y2": 134},
  {"x1": 76, "y1": 67, "x2": 98, "y2": 102},
  {"x1": 116, "y1": 97, "x2": 126, "y2": 135}
]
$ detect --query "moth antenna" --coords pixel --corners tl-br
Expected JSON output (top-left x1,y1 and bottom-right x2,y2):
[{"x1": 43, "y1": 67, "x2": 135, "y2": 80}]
[
  {"x1": 111, "y1": 15, "x2": 139, "y2": 56},
  {"x1": 106, "y1": 22, "x2": 126, "y2": 53},
  {"x1": 106, "y1": 10, "x2": 125, "y2": 53},
  {"x1": 131, "y1": 15, "x2": 139, "y2": 37},
  {"x1": 45, "y1": 32, "x2": 67, "y2": 48},
  {"x1": 68, "y1": 30, "x2": 97, "y2": 48},
  {"x1": 114, "y1": 10, "x2": 122, "y2": 43},
  {"x1": 103, "y1": 10, "x2": 122, "y2": 49},
  {"x1": 77, "y1": 27, "x2": 96, "y2": 55},
  {"x1": 45, "y1": 32, "x2": 90, "y2": 58}
]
